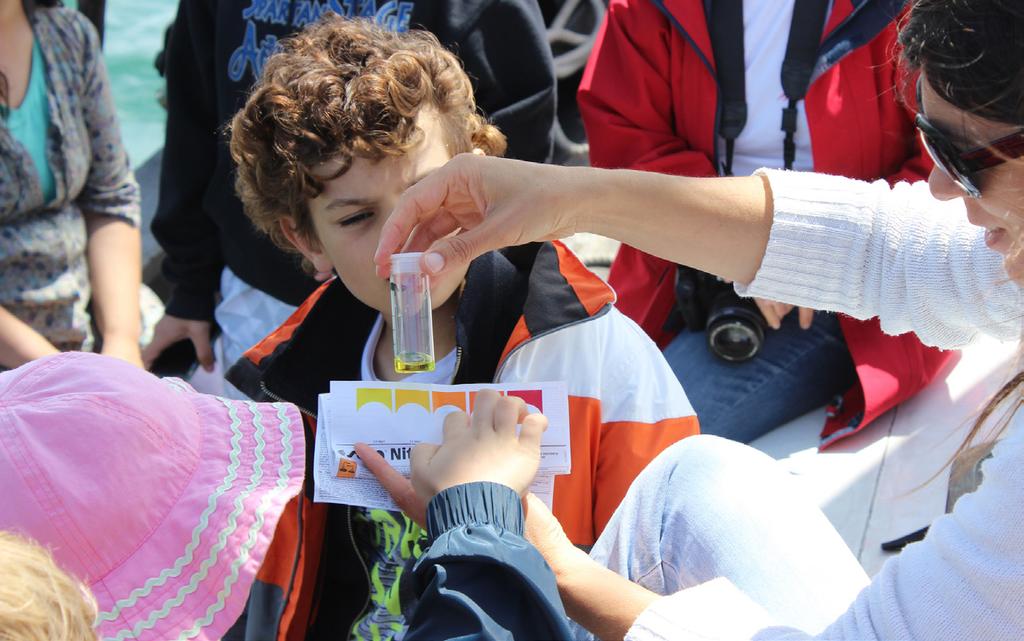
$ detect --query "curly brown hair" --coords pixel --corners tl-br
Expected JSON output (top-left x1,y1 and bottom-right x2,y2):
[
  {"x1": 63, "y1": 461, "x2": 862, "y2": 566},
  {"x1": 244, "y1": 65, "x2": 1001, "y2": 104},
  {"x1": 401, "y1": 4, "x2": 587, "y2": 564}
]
[{"x1": 229, "y1": 15, "x2": 507, "y2": 252}]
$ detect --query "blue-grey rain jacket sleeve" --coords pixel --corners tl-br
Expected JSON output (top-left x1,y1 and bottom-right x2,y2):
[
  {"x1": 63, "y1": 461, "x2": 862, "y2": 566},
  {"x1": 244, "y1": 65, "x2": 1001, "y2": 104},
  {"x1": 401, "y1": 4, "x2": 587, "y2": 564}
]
[{"x1": 405, "y1": 482, "x2": 573, "y2": 640}]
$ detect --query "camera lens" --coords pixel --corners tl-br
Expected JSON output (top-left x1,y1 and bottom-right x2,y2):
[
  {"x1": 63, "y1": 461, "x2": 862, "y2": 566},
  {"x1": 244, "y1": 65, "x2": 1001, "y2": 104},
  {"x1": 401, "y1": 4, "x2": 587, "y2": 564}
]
[
  {"x1": 707, "y1": 319, "x2": 764, "y2": 362},
  {"x1": 705, "y1": 289, "x2": 767, "y2": 362}
]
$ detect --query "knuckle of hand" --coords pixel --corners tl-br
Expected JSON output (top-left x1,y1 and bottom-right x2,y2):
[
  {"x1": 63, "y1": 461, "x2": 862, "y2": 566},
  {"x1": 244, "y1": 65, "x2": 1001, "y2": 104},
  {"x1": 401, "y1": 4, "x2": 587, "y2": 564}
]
[{"x1": 446, "y1": 235, "x2": 474, "y2": 264}]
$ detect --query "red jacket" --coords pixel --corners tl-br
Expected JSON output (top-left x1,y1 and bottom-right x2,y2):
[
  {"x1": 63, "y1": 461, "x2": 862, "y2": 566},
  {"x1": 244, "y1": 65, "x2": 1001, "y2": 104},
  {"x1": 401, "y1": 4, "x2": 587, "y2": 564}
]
[{"x1": 578, "y1": 0, "x2": 954, "y2": 447}]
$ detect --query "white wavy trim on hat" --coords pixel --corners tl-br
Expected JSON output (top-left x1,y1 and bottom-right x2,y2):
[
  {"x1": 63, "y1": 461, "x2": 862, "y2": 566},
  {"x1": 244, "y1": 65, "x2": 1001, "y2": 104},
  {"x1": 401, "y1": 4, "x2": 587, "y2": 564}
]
[
  {"x1": 178, "y1": 403, "x2": 298, "y2": 640},
  {"x1": 96, "y1": 400, "x2": 297, "y2": 641},
  {"x1": 162, "y1": 377, "x2": 193, "y2": 394}
]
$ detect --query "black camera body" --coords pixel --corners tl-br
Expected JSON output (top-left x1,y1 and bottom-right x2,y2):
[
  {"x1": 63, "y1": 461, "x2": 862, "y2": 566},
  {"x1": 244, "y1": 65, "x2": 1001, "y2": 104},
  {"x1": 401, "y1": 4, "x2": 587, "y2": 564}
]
[{"x1": 674, "y1": 266, "x2": 767, "y2": 362}]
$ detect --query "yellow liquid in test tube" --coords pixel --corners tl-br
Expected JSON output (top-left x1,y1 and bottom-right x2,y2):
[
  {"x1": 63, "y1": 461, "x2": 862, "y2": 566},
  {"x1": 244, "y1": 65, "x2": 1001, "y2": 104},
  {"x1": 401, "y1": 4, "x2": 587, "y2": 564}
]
[{"x1": 395, "y1": 352, "x2": 436, "y2": 373}]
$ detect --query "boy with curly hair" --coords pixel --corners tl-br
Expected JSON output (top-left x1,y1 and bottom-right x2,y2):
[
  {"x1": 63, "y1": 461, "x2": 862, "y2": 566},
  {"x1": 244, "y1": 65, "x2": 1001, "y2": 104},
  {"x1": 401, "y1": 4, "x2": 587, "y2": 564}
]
[{"x1": 227, "y1": 16, "x2": 698, "y2": 641}]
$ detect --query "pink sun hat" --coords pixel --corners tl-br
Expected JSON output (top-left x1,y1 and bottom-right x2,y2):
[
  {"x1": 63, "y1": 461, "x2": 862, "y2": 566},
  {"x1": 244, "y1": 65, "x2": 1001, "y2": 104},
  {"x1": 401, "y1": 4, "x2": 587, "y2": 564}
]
[{"x1": 0, "y1": 352, "x2": 305, "y2": 641}]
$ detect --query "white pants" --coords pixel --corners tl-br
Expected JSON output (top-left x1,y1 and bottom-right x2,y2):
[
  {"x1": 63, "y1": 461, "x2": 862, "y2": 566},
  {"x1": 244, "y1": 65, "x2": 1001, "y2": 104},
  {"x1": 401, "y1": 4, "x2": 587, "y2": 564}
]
[
  {"x1": 574, "y1": 435, "x2": 870, "y2": 639},
  {"x1": 188, "y1": 267, "x2": 297, "y2": 400}
]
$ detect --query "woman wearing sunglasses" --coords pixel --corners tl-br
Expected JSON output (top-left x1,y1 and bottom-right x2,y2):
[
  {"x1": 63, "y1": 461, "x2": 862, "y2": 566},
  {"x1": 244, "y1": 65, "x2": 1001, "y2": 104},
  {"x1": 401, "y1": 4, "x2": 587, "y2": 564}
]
[
  {"x1": 364, "y1": 0, "x2": 1024, "y2": 639},
  {"x1": 915, "y1": 79, "x2": 1024, "y2": 202}
]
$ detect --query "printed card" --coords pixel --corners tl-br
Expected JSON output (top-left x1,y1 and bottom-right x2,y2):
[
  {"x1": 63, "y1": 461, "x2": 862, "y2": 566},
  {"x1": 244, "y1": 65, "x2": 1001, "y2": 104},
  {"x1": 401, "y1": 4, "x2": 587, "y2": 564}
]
[{"x1": 313, "y1": 381, "x2": 571, "y2": 511}]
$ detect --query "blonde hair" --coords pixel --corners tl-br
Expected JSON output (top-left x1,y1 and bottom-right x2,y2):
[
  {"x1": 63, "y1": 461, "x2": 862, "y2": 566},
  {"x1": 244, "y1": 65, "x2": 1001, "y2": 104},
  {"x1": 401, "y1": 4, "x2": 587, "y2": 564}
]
[{"x1": 0, "y1": 532, "x2": 97, "y2": 641}]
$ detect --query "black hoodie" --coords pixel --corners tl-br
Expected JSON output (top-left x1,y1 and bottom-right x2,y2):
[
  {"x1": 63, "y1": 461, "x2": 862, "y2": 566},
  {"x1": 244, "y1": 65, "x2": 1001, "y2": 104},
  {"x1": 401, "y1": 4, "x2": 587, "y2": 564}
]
[{"x1": 152, "y1": 0, "x2": 556, "y2": 320}]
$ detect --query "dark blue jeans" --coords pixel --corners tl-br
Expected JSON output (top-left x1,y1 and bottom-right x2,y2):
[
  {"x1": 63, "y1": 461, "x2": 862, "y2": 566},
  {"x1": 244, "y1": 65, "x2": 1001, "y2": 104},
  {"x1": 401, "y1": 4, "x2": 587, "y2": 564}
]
[{"x1": 663, "y1": 311, "x2": 857, "y2": 443}]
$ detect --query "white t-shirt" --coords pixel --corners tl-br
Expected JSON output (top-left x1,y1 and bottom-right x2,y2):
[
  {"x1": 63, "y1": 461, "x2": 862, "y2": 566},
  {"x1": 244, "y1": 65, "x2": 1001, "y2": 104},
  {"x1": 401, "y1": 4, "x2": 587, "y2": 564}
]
[
  {"x1": 719, "y1": 0, "x2": 822, "y2": 177},
  {"x1": 360, "y1": 314, "x2": 457, "y2": 383}
]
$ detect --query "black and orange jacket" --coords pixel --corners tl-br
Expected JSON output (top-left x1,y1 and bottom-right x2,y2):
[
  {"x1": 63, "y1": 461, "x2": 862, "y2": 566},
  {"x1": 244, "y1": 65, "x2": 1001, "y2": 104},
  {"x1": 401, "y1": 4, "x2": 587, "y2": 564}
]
[{"x1": 223, "y1": 241, "x2": 699, "y2": 641}]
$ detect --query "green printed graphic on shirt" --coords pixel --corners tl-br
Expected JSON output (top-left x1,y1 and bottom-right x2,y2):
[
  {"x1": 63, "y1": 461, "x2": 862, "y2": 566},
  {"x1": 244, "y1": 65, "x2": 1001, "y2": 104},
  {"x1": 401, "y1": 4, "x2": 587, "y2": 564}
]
[{"x1": 349, "y1": 508, "x2": 427, "y2": 641}]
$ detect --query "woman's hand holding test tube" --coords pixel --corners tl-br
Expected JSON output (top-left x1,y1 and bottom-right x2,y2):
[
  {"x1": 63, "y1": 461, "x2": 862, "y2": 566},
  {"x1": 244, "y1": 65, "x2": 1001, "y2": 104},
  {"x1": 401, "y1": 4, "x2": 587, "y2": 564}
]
[{"x1": 374, "y1": 153, "x2": 773, "y2": 286}]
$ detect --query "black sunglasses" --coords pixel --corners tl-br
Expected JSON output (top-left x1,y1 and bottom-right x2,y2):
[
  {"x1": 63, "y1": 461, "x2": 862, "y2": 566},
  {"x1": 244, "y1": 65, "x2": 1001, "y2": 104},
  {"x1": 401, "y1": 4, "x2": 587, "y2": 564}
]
[{"x1": 915, "y1": 78, "x2": 1024, "y2": 198}]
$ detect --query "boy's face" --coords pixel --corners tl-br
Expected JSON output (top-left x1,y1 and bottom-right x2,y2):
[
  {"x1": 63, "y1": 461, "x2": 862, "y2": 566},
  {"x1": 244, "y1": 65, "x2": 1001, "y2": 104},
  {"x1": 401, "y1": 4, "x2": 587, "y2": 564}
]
[{"x1": 285, "y1": 111, "x2": 471, "y2": 315}]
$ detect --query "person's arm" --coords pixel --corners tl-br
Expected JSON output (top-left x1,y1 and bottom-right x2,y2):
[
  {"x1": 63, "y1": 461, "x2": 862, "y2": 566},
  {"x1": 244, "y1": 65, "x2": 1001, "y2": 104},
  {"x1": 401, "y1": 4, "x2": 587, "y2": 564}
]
[
  {"x1": 86, "y1": 215, "x2": 143, "y2": 365},
  {"x1": 0, "y1": 306, "x2": 60, "y2": 369},
  {"x1": 738, "y1": 170, "x2": 1021, "y2": 348},
  {"x1": 406, "y1": 483, "x2": 574, "y2": 641},
  {"x1": 151, "y1": 0, "x2": 223, "y2": 321},
  {"x1": 376, "y1": 155, "x2": 1019, "y2": 349},
  {"x1": 517, "y1": 492, "x2": 660, "y2": 640},
  {"x1": 377, "y1": 156, "x2": 773, "y2": 284},
  {"x1": 578, "y1": 0, "x2": 717, "y2": 177},
  {"x1": 447, "y1": 0, "x2": 556, "y2": 162},
  {"x1": 143, "y1": 0, "x2": 222, "y2": 369},
  {"x1": 72, "y1": 11, "x2": 144, "y2": 365},
  {"x1": 361, "y1": 390, "x2": 784, "y2": 641}
]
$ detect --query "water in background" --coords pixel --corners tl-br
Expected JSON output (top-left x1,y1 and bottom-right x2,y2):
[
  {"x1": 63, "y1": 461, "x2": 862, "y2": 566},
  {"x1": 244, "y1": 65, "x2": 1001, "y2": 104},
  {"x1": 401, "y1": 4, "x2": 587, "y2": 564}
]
[{"x1": 68, "y1": 0, "x2": 178, "y2": 167}]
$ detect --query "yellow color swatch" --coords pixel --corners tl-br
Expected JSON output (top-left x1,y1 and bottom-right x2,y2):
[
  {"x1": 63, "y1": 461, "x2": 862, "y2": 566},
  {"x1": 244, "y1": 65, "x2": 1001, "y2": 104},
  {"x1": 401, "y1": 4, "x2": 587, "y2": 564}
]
[
  {"x1": 356, "y1": 388, "x2": 394, "y2": 411},
  {"x1": 395, "y1": 388, "x2": 431, "y2": 412}
]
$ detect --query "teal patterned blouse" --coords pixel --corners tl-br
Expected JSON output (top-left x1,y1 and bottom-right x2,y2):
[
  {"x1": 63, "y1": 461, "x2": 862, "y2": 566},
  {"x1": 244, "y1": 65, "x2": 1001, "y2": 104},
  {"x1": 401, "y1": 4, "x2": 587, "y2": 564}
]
[
  {"x1": 0, "y1": 7, "x2": 140, "y2": 351},
  {"x1": 4, "y1": 40, "x2": 56, "y2": 203}
]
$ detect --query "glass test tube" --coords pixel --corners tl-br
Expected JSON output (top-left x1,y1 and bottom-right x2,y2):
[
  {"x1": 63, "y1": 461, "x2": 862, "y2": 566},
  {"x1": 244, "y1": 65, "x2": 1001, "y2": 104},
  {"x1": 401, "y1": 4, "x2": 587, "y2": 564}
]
[{"x1": 389, "y1": 252, "x2": 435, "y2": 373}]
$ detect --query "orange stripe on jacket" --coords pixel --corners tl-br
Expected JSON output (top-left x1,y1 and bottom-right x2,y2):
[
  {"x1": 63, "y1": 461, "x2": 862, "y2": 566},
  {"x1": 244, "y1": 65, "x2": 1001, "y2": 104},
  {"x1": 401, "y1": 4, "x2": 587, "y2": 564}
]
[
  {"x1": 499, "y1": 316, "x2": 532, "y2": 365},
  {"x1": 594, "y1": 415, "x2": 699, "y2": 535},
  {"x1": 552, "y1": 240, "x2": 616, "y2": 316},
  {"x1": 245, "y1": 279, "x2": 334, "y2": 366},
  {"x1": 552, "y1": 396, "x2": 603, "y2": 545}
]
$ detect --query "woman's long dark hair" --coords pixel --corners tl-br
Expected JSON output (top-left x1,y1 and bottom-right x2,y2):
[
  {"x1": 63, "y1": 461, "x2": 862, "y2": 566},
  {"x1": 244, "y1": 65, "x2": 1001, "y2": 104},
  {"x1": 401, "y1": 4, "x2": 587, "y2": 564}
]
[
  {"x1": 902, "y1": 0, "x2": 1024, "y2": 125},
  {"x1": 0, "y1": 0, "x2": 62, "y2": 116},
  {"x1": 901, "y1": 0, "x2": 1024, "y2": 453}
]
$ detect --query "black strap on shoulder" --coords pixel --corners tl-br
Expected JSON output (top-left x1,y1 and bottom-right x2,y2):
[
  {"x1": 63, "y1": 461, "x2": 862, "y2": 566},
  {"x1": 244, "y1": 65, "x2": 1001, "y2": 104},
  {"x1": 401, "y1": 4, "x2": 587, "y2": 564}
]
[
  {"x1": 780, "y1": 0, "x2": 830, "y2": 169},
  {"x1": 709, "y1": 0, "x2": 746, "y2": 176},
  {"x1": 709, "y1": 0, "x2": 830, "y2": 174}
]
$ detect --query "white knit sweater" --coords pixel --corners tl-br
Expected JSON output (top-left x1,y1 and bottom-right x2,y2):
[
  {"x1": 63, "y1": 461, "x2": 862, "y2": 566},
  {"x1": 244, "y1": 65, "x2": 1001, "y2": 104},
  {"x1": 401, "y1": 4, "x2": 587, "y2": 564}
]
[{"x1": 627, "y1": 171, "x2": 1024, "y2": 641}]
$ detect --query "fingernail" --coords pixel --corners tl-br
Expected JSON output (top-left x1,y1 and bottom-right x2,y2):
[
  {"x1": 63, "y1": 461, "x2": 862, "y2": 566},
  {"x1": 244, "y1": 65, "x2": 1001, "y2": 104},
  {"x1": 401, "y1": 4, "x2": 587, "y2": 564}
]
[{"x1": 424, "y1": 252, "x2": 445, "y2": 274}]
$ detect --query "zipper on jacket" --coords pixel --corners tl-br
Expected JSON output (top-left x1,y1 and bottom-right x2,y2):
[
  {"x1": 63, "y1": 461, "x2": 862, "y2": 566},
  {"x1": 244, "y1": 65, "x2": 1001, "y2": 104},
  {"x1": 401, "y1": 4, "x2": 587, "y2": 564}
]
[
  {"x1": 260, "y1": 381, "x2": 316, "y2": 419},
  {"x1": 345, "y1": 504, "x2": 372, "y2": 637},
  {"x1": 452, "y1": 345, "x2": 464, "y2": 381}
]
